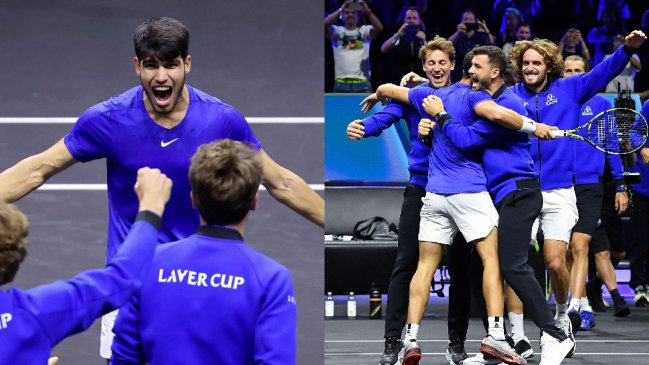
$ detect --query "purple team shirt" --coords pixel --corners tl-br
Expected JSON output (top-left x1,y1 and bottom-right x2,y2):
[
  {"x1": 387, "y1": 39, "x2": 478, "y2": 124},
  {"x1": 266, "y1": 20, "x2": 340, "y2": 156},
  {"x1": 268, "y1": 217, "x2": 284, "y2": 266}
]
[{"x1": 64, "y1": 85, "x2": 261, "y2": 260}]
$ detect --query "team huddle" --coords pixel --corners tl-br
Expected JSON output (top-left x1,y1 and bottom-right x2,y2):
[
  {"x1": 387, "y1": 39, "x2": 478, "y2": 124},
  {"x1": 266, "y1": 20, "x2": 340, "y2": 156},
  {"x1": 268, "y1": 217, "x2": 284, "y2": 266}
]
[{"x1": 347, "y1": 30, "x2": 647, "y2": 365}]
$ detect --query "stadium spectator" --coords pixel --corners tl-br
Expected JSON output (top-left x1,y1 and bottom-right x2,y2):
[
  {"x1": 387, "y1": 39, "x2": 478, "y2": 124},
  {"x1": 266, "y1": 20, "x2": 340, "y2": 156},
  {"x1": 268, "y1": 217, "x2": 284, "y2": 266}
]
[
  {"x1": 325, "y1": 0, "x2": 384, "y2": 92},
  {"x1": 597, "y1": 0, "x2": 630, "y2": 30},
  {"x1": 381, "y1": 6, "x2": 430, "y2": 85},
  {"x1": 497, "y1": 7, "x2": 522, "y2": 47},
  {"x1": 502, "y1": 23, "x2": 532, "y2": 61},
  {"x1": 603, "y1": 34, "x2": 641, "y2": 93},
  {"x1": 491, "y1": 0, "x2": 541, "y2": 29},
  {"x1": 587, "y1": 7, "x2": 626, "y2": 67},
  {"x1": 449, "y1": 9, "x2": 494, "y2": 82},
  {"x1": 559, "y1": 28, "x2": 591, "y2": 65}
]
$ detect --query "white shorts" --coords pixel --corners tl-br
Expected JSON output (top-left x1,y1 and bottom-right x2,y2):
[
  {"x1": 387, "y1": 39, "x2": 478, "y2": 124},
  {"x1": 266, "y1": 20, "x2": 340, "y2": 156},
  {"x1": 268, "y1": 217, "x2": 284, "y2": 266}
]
[
  {"x1": 418, "y1": 191, "x2": 498, "y2": 244},
  {"x1": 100, "y1": 309, "x2": 119, "y2": 359},
  {"x1": 531, "y1": 187, "x2": 578, "y2": 245}
]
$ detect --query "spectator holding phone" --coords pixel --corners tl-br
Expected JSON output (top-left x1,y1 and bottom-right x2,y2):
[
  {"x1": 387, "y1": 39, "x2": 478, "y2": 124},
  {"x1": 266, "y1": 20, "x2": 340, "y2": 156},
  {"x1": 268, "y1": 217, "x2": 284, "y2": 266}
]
[
  {"x1": 559, "y1": 27, "x2": 591, "y2": 65},
  {"x1": 497, "y1": 7, "x2": 522, "y2": 47},
  {"x1": 325, "y1": 0, "x2": 383, "y2": 92},
  {"x1": 502, "y1": 23, "x2": 532, "y2": 61},
  {"x1": 449, "y1": 9, "x2": 494, "y2": 82},
  {"x1": 380, "y1": 6, "x2": 430, "y2": 84}
]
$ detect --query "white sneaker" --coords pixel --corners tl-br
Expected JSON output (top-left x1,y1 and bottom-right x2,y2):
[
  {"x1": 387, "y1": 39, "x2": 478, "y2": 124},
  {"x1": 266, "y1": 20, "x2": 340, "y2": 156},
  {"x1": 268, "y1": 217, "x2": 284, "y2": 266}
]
[
  {"x1": 539, "y1": 331, "x2": 574, "y2": 365},
  {"x1": 554, "y1": 316, "x2": 576, "y2": 357},
  {"x1": 463, "y1": 353, "x2": 505, "y2": 365}
]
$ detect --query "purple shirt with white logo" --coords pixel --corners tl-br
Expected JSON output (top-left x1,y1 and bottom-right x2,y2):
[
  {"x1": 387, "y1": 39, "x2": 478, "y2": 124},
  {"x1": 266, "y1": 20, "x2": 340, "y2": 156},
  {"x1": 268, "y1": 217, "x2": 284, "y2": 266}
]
[{"x1": 64, "y1": 85, "x2": 261, "y2": 260}]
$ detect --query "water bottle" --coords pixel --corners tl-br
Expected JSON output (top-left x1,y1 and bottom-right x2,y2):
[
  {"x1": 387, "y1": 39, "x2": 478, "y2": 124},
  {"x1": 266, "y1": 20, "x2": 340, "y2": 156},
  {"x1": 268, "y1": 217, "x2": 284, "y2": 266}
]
[
  {"x1": 347, "y1": 291, "x2": 357, "y2": 319},
  {"x1": 370, "y1": 283, "x2": 382, "y2": 319},
  {"x1": 325, "y1": 292, "x2": 334, "y2": 319}
]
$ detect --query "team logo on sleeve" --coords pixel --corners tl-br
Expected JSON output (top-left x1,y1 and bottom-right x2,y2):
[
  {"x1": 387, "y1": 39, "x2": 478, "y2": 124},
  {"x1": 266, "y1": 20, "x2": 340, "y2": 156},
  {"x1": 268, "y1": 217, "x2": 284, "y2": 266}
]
[
  {"x1": 582, "y1": 106, "x2": 593, "y2": 116},
  {"x1": 546, "y1": 94, "x2": 558, "y2": 106}
]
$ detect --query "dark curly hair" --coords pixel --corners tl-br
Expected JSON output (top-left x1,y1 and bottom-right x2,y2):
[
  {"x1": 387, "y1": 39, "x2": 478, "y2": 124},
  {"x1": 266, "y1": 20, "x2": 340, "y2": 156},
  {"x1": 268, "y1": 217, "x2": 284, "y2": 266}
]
[{"x1": 0, "y1": 201, "x2": 29, "y2": 285}]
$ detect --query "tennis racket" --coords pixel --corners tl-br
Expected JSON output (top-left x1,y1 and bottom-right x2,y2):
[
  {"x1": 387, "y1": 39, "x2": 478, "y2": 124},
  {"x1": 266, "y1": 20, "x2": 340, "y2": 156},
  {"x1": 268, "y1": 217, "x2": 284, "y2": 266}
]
[{"x1": 550, "y1": 107, "x2": 648, "y2": 155}]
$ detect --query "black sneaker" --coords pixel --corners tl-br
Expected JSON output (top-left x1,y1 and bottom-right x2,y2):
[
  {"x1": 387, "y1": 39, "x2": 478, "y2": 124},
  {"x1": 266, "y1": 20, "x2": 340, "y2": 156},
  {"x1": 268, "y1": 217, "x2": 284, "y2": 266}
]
[
  {"x1": 586, "y1": 282, "x2": 607, "y2": 312},
  {"x1": 614, "y1": 297, "x2": 631, "y2": 317},
  {"x1": 567, "y1": 310, "x2": 581, "y2": 334},
  {"x1": 513, "y1": 336, "x2": 534, "y2": 359},
  {"x1": 446, "y1": 341, "x2": 469, "y2": 364},
  {"x1": 379, "y1": 337, "x2": 403, "y2": 365}
]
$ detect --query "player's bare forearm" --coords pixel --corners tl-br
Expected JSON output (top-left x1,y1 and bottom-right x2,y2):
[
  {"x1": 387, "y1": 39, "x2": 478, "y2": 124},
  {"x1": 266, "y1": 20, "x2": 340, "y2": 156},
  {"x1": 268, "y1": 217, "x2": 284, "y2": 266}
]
[
  {"x1": 260, "y1": 151, "x2": 324, "y2": 227},
  {"x1": 377, "y1": 84, "x2": 411, "y2": 105},
  {"x1": 0, "y1": 139, "x2": 76, "y2": 202}
]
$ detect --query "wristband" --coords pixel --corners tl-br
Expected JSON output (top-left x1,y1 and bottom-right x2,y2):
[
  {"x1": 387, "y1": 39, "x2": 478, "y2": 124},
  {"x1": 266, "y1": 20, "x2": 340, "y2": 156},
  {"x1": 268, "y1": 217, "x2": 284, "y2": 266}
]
[{"x1": 519, "y1": 117, "x2": 537, "y2": 134}]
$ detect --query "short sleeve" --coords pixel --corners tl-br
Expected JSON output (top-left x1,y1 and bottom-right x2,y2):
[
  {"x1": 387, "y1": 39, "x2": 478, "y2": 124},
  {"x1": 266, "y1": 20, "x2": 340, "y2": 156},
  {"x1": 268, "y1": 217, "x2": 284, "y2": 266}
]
[
  {"x1": 220, "y1": 106, "x2": 263, "y2": 151},
  {"x1": 63, "y1": 105, "x2": 111, "y2": 162}
]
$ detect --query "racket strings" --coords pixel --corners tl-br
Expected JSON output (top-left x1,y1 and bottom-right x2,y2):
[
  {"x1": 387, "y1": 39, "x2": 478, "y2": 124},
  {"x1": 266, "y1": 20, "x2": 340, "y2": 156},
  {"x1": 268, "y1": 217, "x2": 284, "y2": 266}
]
[{"x1": 590, "y1": 110, "x2": 648, "y2": 154}]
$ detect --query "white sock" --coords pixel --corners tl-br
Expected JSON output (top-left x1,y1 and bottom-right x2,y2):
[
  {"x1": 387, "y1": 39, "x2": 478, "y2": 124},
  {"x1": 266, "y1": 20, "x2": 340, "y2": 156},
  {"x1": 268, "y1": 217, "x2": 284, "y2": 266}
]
[
  {"x1": 404, "y1": 323, "x2": 419, "y2": 342},
  {"x1": 508, "y1": 312, "x2": 525, "y2": 342},
  {"x1": 488, "y1": 316, "x2": 506, "y2": 340},
  {"x1": 555, "y1": 302, "x2": 568, "y2": 319},
  {"x1": 568, "y1": 298, "x2": 580, "y2": 312},
  {"x1": 580, "y1": 297, "x2": 593, "y2": 312}
]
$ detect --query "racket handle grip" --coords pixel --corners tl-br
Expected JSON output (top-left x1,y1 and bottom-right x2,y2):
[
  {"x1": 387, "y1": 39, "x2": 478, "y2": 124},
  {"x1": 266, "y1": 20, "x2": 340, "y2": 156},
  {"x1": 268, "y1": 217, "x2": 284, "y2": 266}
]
[{"x1": 551, "y1": 130, "x2": 566, "y2": 137}]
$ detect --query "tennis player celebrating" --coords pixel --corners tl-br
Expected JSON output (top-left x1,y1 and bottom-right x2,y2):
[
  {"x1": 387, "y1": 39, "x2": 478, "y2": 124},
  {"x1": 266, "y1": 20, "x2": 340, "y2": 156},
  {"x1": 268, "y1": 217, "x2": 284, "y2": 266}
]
[
  {"x1": 424, "y1": 45, "x2": 574, "y2": 365},
  {"x1": 365, "y1": 37, "x2": 545, "y2": 365},
  {"x1": 508, "y1": 30, "x2": 646, "y2": 353}
]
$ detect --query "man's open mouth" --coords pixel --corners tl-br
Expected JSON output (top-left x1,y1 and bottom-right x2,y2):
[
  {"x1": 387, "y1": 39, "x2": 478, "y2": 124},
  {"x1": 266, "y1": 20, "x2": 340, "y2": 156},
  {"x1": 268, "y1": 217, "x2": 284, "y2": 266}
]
[{"x1": 152, "y1": 86, "x2": 173, "y2": 103}]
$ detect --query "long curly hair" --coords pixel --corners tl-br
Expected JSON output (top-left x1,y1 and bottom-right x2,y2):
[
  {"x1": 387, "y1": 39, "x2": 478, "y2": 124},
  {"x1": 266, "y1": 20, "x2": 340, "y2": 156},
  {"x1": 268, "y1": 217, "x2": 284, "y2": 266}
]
[
  {"x1": 0, "y1": 201, "x2": 28, "y2": 285},
  {"x1": 510, "y1": 38, "x2": 563, "y2": 81}
]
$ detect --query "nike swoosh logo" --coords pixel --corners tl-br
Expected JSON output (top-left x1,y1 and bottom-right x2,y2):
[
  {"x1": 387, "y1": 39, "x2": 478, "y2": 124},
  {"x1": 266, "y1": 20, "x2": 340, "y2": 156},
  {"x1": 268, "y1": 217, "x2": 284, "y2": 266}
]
[{"x1": 160, "y1": 138, "x2": 179, "y2": 147}]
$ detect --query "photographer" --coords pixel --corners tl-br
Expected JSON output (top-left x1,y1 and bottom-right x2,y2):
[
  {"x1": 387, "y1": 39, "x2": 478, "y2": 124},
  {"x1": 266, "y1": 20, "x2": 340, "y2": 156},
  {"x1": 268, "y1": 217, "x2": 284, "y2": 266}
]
[
  {"x1": 325, "y1": 0, "x2": 383, "y2": 92},
  {"x1": 448, "y1": 9, "x2": 494, "y2": 82},
  {"x1": 380, "y1": 7, "x2": 431, "y2": 84},
  {"x1": 559, "y1": 27, "x2": 591, "y2": 64}
]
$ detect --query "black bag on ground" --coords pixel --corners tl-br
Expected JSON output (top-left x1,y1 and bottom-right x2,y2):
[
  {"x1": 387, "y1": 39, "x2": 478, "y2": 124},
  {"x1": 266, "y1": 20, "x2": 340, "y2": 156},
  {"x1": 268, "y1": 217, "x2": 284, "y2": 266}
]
[{"x1": 352, "y1": 217, "x2": 399, "y2": 241}]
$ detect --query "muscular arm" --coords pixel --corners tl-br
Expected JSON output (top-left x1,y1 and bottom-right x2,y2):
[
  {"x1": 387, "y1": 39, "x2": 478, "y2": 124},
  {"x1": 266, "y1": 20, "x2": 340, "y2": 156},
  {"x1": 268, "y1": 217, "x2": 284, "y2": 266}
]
[
  {"x1": 260, "y1": 150, "x2": 324, "y2": 227},
  {"x1": 0, "y1": 139, "x2": 77, "y2": 202},
  {"x1": 473, "y1": 100, "x2": 524, "y2": 129}
]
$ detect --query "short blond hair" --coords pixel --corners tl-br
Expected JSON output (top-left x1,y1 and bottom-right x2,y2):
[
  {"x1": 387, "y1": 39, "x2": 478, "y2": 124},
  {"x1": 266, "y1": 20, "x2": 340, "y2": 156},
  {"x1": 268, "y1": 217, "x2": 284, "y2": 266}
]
[
  {"x1": 564, "y1": 55, "x2": 589, "y2": 72},
  {"x1": 0, "y1": 201, "x2": 28, "y2": 285},
  {"x1": 510, "y1": 38, "x2": 563, "y2": 80},
  {"x1": 419, "y1": 36, "x2": 456, "y2": 63},
  {"x1": 189, "y1": 139, "x2": 262, "y2": 226}
]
